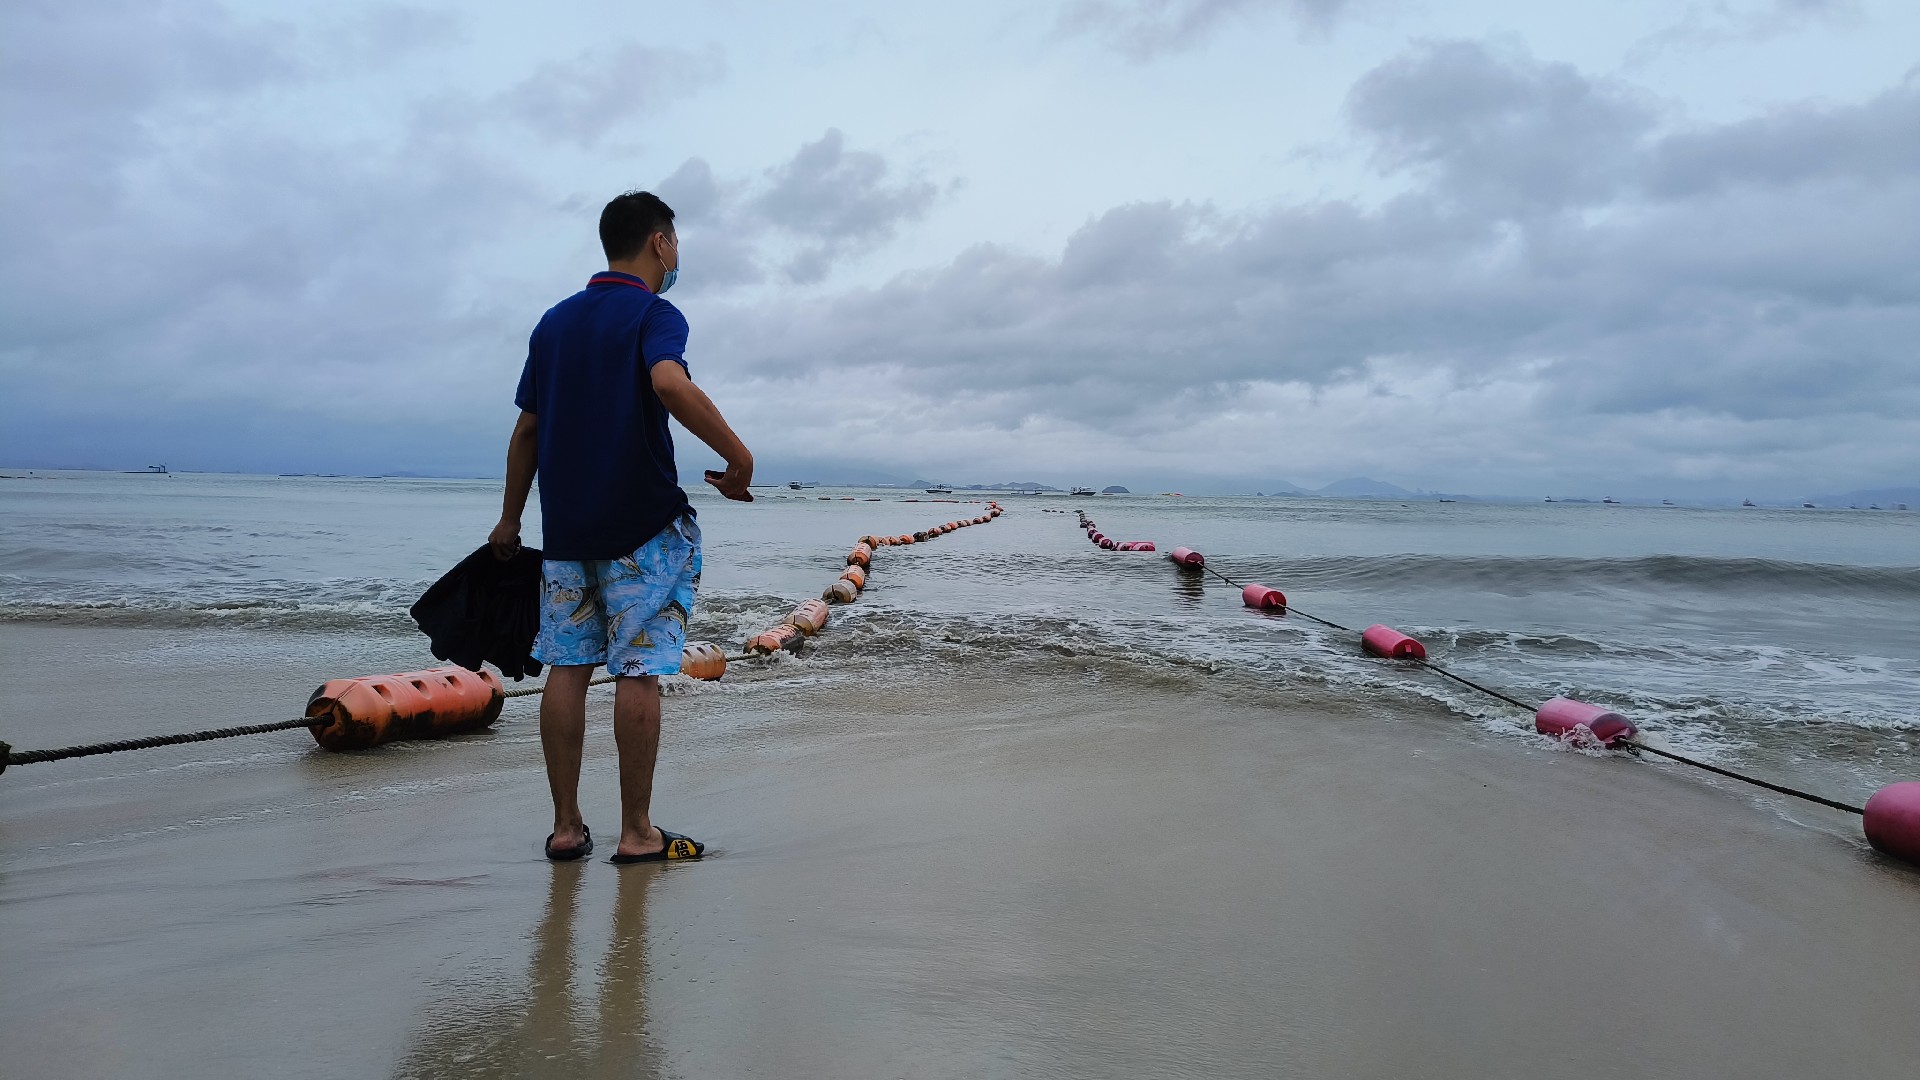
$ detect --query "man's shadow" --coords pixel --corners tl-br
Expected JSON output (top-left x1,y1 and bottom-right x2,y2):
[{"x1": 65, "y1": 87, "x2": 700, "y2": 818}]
[{"x1": 393, "y1": 865, "x2": 662, "y2": 1079}]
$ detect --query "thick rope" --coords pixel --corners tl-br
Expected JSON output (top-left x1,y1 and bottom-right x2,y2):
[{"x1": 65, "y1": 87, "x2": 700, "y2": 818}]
[
  {"x1": 1624, "y1": 740, "x2": 1865, "y2": 815},
  {"x1": 3, "y1": 717, "x2": 321, "y2": 771}
]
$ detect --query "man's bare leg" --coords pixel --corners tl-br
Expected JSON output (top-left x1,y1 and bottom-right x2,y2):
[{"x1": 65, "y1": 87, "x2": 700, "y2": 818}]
[
  {"x1": 541, "y1": 664, "x2": 595, "y2": 854},
  {"x1": 613, "y1": 674, "x2": 664, "y2": 856}
]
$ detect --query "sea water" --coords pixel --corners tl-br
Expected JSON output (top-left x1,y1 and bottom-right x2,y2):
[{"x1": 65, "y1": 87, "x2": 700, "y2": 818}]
[{"x1": 1, "y1": 470, "x2": 1916, "y2": 801}]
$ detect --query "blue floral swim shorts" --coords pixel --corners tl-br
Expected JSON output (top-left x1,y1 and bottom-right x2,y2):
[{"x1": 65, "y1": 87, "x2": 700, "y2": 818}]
[{"x1": 534, "y1": 514, "x2": 701, "y2": 677}]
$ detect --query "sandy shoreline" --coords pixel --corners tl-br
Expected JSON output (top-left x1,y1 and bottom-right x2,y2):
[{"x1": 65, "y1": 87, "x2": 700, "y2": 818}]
[{"x1": 4, "y1": 633, "x2": 1918, "y2": 1078}]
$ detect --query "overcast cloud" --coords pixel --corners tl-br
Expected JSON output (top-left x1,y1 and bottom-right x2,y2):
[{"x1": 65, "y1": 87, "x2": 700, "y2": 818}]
[{"x1": 2, "y1": 0, "x2": 1915, "y2": 497}]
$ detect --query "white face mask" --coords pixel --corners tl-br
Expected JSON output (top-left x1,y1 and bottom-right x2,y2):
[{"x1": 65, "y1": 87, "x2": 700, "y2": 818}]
[{"x1": 657, "y1": 234, "x2": 679, "y2": 294}]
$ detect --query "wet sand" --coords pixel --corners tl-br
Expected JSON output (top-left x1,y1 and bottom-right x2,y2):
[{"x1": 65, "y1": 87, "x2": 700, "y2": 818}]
[{"x1": 4, "y1": 633, "x2": 1919, "y2": 1078}]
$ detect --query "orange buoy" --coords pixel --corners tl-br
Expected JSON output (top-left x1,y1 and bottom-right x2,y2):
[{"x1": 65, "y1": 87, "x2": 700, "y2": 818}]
[
  {"x1": 786, "y1": 598, "x2": 830, "y2": 635},
  {"x1": 847, "y1": 543, "x2": 873, "y2": 567},
  {"x1": 745, "y1": 624, "x2": 805, "y2": 655},
  {"x1": 680, "y1": 641, "x2": 728, "y2": 681},
  {"x1": 823, "y1": 579, "x2": 858, "y2": 603},
  {"x1": 897, "y1": 534, "x2": 913, "y2": 545},
  {"x1": 859, "y1": 534, "x2": 883, "y2": 547},
  {"x1": 305, "y1": 666, "x2": 503, "y2": 751},
  {"x1": 840, "y1": 565, "x2": 867, "y2": 589}
]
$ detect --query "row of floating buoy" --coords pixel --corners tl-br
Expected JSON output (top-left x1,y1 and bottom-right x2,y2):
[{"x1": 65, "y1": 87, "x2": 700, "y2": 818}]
[
  {"x1": 1074, "y1": 511, "x2": 1155, "y2": 552},
  {"x1": 1069, "y1": 518, "x2": 1920, "y2": 871},
  {"x1": 735, "y1": 503, "x2": 1005, "y2": 656},
  {"x1": 1160, "y1": 543, "x2": 1609, "y2": 734},
  {"x1": 307, "y1": 505, "x2": 1011, "y2": 753},
  {"x1": 306, "y1": 635, "x2": 740, "y2": 751}
]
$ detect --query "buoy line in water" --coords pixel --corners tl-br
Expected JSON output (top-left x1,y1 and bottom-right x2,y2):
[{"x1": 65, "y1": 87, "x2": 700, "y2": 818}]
[
  {"x1": 0, "y1": 503, "x2": 1005, "y2": 774},
  {"x1": 1061, "y1": 508, "x2": 1920, "y2": 866}
]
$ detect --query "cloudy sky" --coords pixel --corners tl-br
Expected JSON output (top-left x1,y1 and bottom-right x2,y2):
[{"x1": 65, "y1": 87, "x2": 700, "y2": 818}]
[{"x1": 4, "y1": 0, "x2": 1916, "y2": 497}]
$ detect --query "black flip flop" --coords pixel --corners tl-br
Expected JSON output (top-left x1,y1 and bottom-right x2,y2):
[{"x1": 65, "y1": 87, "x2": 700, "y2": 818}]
[
  {"x1": 609, "y1": 828, "x2": 704, "y2": 864},
  {"x1": 544, "y1": 824, "x2": 593, "y2": 862}
]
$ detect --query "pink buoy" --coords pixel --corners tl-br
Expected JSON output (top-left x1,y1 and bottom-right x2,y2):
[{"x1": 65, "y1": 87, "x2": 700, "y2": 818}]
[
  {"x1": 1863, "y1": 782, "x2": 1920, "y2": 867},
  {"x1": 1091, "y1": 533, "x2": 1106, "y2": 544},
  {"x1": 1168, "y1": 547, "x2": 1204, "y2": 568},
  {"x1": 1134, "y1": 542, "x2": 1155, "y2": 552},
  {"x1": 1100, "y1": 538, "x2": 1118, "y2": 550},
  {"x1": 1534, "y1": 696, "x2": 1637, "y2": 749},
  {"x1": 1361, "y1": 625, "x2": 1427, "y2": 660},
  {"x1": 1241, "y1": 584, "x2": 1286, "y2": 611}
]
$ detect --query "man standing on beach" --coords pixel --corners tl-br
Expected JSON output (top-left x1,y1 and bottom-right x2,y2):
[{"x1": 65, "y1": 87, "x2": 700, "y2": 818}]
[{"x1": 489, "y1": 190, "x2": 754, "y2": 863}]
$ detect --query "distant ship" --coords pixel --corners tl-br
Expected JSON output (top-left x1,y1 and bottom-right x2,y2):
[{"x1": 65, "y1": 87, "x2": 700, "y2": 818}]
[
  {"x1": 1602, "y1": 497, "x2": 1619, "y2": 504},
  {"x1": 788, "y1": 481, "x2": 820, "y2": 490},
  {"x1": 1070, "y1": 487, "x2": 1097, "y2": 496},
  {"x1": 1803, "y1": 502, "x2": 1816, "y2": 508},
  {"x1": 126, "y1": 464, "x2": 168, "y2": 475},
  {"x1": 1742, "y1": 499, "x2": 1757, "y2": 507},
  {"x1": 1662, "y1": 500, "x2": 1674, "y2": 506},
  {"x1": 925, "y1": 486, "x2": 953, "y2": 494}
]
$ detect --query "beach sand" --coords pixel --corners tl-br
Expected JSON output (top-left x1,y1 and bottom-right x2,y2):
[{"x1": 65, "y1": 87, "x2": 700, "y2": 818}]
[{"x1": 3, "y1": 627, "x2": 1918, "y2": 1079}]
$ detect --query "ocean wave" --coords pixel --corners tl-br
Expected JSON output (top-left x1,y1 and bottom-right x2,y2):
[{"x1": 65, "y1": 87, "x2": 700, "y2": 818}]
[
  {"x1": 0, "y1": 576, "x2": 427, "y2": 632},
  {"x1": 1214, "y1": 554, "x2": 1920, "y2": 597}
]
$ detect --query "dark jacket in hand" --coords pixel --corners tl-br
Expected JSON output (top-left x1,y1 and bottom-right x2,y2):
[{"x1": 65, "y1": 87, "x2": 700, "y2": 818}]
[{"x1": 411, "y1": 545, "x2": 545, "y2": 680}]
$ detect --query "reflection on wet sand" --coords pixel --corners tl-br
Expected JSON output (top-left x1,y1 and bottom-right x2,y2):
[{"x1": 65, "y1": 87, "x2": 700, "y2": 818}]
[{"x1": 394, "y1": 866, "x2": 661, "y2": 1080}]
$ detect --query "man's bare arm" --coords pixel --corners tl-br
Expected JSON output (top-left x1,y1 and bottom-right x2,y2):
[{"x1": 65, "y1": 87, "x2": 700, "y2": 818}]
[
  {"x1": 490, "y1": 410, "x2": 538, "y2": 557},
  {"x1": 650, "y1": 361, "x2": 754, "y2": 501}
]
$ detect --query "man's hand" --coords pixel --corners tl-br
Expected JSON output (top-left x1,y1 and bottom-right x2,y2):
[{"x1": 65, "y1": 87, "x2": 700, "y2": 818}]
[
  {"x1": 488, "y1": 517, "x2": 522, "y2": 560},
  {"x1": 705, "y1": 461, "x2": 754, "y2": 502}
]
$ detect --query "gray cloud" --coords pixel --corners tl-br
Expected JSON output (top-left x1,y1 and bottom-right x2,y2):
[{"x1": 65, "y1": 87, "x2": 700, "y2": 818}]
[
  {"x1": 1055, "y1": 0, "x2": 1357, "y2": 61},
  {"x1": 753, "y1": 129, "x2": 941, "y2": 282},
  {"x1": 0, "y1": 1, "x2": 567, "y2": 468},
  {"x1": 684, "y1": 40, "x2": 1917, "y2": 488},
  {"x1": 497, "y1": 43, "x2": 723, "y2": 148},
  {"x1": 653, "y1": 130, "x2": 943, "y2": 287},
  {"x1": 1629, "y1": 0, "x2": 1864, "y2": 63},
  {"x1": 2, "y1": 5, "x2": 1913, "y2": 496},
  {"x1": 1348, "y1": 40, "x2": 1658, "y2": 212}
]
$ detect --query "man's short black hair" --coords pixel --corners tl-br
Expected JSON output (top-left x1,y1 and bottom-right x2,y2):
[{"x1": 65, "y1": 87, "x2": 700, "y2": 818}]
[{"x1": 600, "y1": 190, "x2": 675, "y2": 262}]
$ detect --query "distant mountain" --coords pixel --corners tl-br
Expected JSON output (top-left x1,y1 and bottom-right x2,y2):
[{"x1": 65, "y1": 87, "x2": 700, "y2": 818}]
[
  {"x1": 1259, "y1": 481, "x2": 1308, "y2": 495},
  {"x1": 1317, "y1": 477, "x2": 1412, "y2": 497},
  {"x1": 1102, "y1": 485, "x2": 1130, "y2": 494},
  {"x1": 1804, "y1": 486, "x2": 1920, "y2": 507}
]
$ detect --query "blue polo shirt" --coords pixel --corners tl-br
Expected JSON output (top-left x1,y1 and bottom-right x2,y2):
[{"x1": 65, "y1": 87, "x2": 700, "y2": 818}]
[{"x1": 514, "y1": 270, "x2": 693, "y2": 561}]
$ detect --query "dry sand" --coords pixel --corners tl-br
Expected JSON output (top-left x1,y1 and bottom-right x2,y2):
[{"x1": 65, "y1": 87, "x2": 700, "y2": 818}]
[{"x1": 3, "y1": 638, "x2": 1918, "y2": 1079}]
